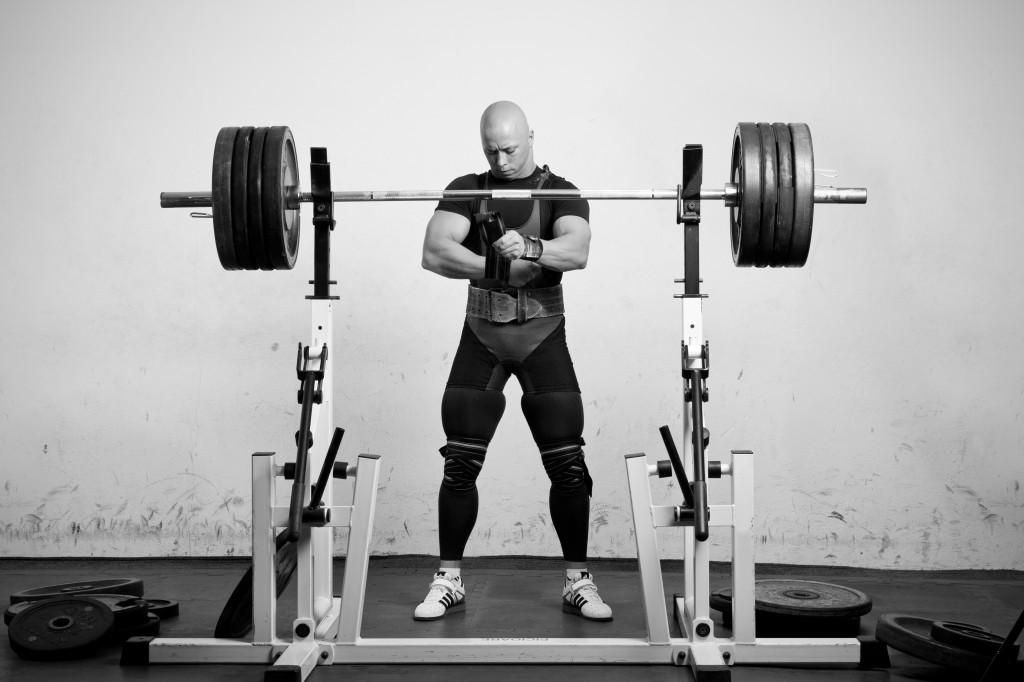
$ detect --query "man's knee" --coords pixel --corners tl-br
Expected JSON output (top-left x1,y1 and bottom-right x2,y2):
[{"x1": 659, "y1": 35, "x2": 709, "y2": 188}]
[
  {"x1": 539, "y1": 440, "x2": 592, "y2": 495},
  {"x1": 440, "y1": 439, "x2": 487, "y2": 493}
]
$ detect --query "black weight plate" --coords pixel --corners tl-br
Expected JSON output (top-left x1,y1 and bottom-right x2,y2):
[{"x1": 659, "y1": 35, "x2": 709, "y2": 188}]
[
  {"x1": 142, "y1": 598, "x2": 179, "y2": 619},
  {"x1": 771, "y1": 122, "x2": 795, "y2": 267},
  {"x1": 715, "y1": 609, "x2": 860, "y2": 637},
  {"x1": 755, "y1": 123, "x2": 778, "y2": 268},
  {"x1": 788, "y1": 122, "x2": 814, "y2": 267},
  {"x1": 212, "y1": 127, "x2": 240, "y2": 270},
  {"x1": 262, "y1": 126, "x2": 301, "y2": 270},
  {"x1": 877, "y1": 613, "x2": 996, "y2": 672},
  {"x1": 710, "y1": 586, "x2": 861, "y2": 637},
  {"x1": 106, "y1": 612, "x2": 160, "y2": 643},
  {"x1": 10, "y1": 578, "x2": 145, "y2": 605},
  {"x1": 713, "y1": 579, "x2": 871, "y2": 618},
  {"x1": 729, "y1": 122, "x2": 761, "y2": 267},
  {"x1": 5, "y1": 594, "x2": 147, "y2": 627},
  {"x1": 931, "y1": 620, "x2": 1017, "y2": 657},
  {"x1": 214, "y1": 530, "x2": 298, "y2": 638},
  {"x1": 230, "y1": 126, "x2": 258, "y2": 270},
  {"x1": 247, "y1": 127, "x2": 273, "y2": 271},
  {"x1": 8, "y1": 596, "x2": 116, "y2": 661}
]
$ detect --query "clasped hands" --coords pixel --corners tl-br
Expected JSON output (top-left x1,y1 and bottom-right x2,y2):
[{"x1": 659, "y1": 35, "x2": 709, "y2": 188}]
[
  {"x1": 490, "y1": 232, "x2": 540, "y2": 286},
  {"x1": 492, "y1": 230, "x2": 528, "y2": 261}
]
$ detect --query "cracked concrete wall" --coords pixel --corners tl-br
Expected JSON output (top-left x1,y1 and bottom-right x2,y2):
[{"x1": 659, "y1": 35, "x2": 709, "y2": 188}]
[{"x1": 1, "y1": 0, "x2": 1022, "y2": 569}]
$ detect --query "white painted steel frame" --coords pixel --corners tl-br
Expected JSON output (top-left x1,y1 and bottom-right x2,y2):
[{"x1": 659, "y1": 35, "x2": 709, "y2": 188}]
[{"x1": 144, "y1": 277, "x2": 863, "y2": 679}]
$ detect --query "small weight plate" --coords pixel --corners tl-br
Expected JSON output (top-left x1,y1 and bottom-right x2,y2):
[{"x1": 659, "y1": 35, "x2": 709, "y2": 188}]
[
  {"x1": 755, "y1": 123, "x2": 778, "y2": 268},
  {"x1": 771, "y1": 122, "x2": 795, "y2": 267},
  {"x1": 106, "y1": 612, "x2": 160, "y2": 643},
  {"x1": 214, "y1": 530, "x2": 298, "y2": 638},
  {"x1": 247, "y1": 127, "x2": 274, "y2": 271},
  {"x1": 212, "y1": 127, "x2": 240, "y2": 270},
  {"x1": 262, "y1": 126, "x2": 301, "y2": 270},
  {"x1": 876, "y1": 613, "x2": 996, "y2": 673},
  {"x1": 10, "y1": 578, "x2": 144, "y2": 605},
  {"x1": 930, "y1": 620, "x2": 1018, "y2": 657},
  {"x1": 729, "y1": 122, "x2": 761, "y2": 267},
  {"x1": 712, "y1": 579, "x2": 871, "y2": 618},
  {"x1": 8, "y1": 596, "x2": 116, "y2": 661},
  {"x1": 230, "y1": 126, "x2": 258, "y2": 270},
  {"x1": 142, "y1": 598, "x2": 179, "y2": 619},
  {"x1": 788, "y1": 122, "x2": 814, "y2": 267}
]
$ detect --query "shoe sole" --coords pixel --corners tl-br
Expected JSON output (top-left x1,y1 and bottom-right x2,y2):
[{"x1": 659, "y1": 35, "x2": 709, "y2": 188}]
[
  {"x1": 562, "y1": 602, "x2": 613, "y2": 622},
  {"x1": 413, "y1": 600, "x2": 466, "y2": 621}
]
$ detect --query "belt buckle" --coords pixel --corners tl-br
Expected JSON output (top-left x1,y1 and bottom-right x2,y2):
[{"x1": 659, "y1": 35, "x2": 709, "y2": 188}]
[{"x1": 487, "y1": 290, "x2": 516, "y2": 323}]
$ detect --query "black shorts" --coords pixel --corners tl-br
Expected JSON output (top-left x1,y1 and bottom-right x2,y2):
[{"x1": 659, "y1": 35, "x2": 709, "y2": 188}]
[{"x1": 445, "y1": 317, "x2": 581, "y2": 394}]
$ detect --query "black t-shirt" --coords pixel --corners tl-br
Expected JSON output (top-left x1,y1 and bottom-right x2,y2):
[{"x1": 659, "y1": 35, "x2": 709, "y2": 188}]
[{"x1": 435, "y1": 166, "x2": 589, "y2": 289}]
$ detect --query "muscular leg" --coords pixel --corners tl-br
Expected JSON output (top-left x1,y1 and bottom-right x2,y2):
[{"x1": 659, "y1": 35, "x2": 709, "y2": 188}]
[
  {"x1": 521, "y1": 391, "x2": 591, "y2": 563},
  {"x1": 438, "y1": 386, "x2": 506, "y2": 562}
]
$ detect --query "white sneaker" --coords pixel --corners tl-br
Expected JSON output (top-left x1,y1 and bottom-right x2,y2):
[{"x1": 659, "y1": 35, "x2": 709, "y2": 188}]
[
  {"x1": 562, "y1": 571, "x2": 613, "y2": 621},
  {"x1": 413, "y1": 572, "x2": 467, "y2": 621}
]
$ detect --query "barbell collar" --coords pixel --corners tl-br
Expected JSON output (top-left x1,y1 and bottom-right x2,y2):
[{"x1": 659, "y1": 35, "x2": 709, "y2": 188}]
[{"x1": 161, "y1": 184, "x2": 866, "y2": 209}]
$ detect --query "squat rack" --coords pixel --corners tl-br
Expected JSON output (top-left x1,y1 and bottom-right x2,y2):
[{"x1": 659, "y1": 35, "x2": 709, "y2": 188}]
[{"x1": 131, "y1": 131, "x2": 873, "y2": 680}]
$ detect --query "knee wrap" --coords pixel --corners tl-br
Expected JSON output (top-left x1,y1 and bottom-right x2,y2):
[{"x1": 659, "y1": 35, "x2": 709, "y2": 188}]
[
  {"x1": 539, "y1": 440, "x2": 591, "y2": 495},
  {"x1": 440, "y1": 438, "x2": 487, "y2": 492}
]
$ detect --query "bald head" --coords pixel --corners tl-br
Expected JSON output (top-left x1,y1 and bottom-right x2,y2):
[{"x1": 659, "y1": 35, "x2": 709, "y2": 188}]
[{"x1": 479, "y1": 101, "x2": 536, "y2": 180}]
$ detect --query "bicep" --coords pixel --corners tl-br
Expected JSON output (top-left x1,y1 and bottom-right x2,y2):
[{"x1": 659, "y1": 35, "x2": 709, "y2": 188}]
[
  {"x1": 425, "y1": 210, "x2": 472, "y2": 250},
  {"x1": 553, "y1": 215, "x2": 592, "y2": 244}
]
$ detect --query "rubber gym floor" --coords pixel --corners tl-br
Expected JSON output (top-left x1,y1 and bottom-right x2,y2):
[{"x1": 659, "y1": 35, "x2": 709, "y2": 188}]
[{"x1": 1, "y1": 556, "x2": 1021, "y2": 681}]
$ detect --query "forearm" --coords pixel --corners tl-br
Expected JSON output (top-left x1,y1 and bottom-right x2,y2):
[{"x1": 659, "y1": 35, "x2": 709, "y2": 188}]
[
  {"x1": 422, "y1": 240, "x2": 486, "y2": 279},
  {"x1": 533, "y1": 231, "x2": 589, "y2": 272}
]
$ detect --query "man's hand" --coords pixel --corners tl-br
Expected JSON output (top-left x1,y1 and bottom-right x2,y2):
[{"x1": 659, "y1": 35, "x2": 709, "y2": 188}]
[
  {"x1": 492, "y1": 231, "x2": 525, "y2": 260},
  {"x1": 508, "y1": 260, "x2": 541, "y2": 287}
]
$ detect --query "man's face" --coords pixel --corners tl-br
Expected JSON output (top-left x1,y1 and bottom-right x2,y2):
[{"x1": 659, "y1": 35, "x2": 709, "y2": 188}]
[{"x1": 481, "y1": 127, "x2": 534, "y2": 180}]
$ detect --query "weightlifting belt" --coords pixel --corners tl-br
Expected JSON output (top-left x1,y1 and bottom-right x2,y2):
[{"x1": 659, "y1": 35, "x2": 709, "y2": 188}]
[{"x1": 466, "y1": 284, "x2": 564, "y2": 324}]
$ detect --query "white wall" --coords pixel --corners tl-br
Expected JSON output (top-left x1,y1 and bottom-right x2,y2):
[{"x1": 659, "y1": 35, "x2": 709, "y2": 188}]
[{"x1": 1, "y1": 0, "x2": 1022, "y2": 570}]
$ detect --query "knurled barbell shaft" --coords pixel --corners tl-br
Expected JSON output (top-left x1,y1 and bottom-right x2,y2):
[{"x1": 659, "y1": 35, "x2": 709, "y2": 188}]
[{"x1": 160, "y1": 185, "x2": 867, "y2": 209}]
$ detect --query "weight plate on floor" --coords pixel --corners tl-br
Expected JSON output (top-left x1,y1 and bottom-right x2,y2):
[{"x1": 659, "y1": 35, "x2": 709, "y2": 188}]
[
  {"x1": 231, "y1": 126, "x2": 257, "y2": 270},
  {"x1": 755, "y1": 123, "x2": 778, "y2": 268},
  {"x1": 730, "y1": 122, "x2": 761, "y2": 266},
  {"x1": 8, "y1": 596, "x2": 116, "y2": 661},
  {"x1": 10, "y1": 578, "x2": 145, "y2": 605},
  {"x1": 711, "y1": 583, "x2": 863, "y2": 637},
  {"x1": 788, "y1": 122, "x2": 814, "y2": 267},
  {"x1": 930, "y1": 620, "x2": 1017, "y2": 657},
  {"x1": 214, "y1": 530, "x2": 298, "y2": 638},
  {"x1": 6, "y1": 594, "x2": 147, "y2": 627},
  {"x1": 141, "y1": 598, "x2": 179, "y2": 619},
  {"x1": 212, "y1": 127, "x2": 240, "y2": 270},
  {"x1": 713, "y1": 579, "x2": 871, "y2": 618},
  {"x1": 262, "y1": 126, "x2": 301, "y2": 270},
  {"x1": 106, "y1": 612, "x2": 161, "y2": 643},
  {"x1": 771, "y1": 122, "x2": 795, "y2": 267},
  {"x1": 876, "y1": 613, "x2": 997, "y2": 672},
  {"x1": 247, "y1": 127, "x2": 273, "y2": 271}
]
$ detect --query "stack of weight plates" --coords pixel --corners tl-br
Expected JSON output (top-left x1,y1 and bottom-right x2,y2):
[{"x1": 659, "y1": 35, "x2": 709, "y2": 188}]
[{"x1": 710, "y1": 578, "x2": 872, "y2": 637}]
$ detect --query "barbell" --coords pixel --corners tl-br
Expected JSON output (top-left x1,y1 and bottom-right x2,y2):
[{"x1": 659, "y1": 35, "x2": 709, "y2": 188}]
[{"x1": 160, "y1": 123, "x2": 867, "y2": 270}]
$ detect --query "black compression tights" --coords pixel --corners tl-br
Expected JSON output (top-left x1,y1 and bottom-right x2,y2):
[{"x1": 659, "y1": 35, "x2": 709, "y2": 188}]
[{"x1": 438, "y1": 387, "x2": 590, "y2": 562}]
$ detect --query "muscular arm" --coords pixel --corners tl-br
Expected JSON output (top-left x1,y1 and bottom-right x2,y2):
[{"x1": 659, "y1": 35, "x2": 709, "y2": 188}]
[{"x1": 421, "y1": 209, "x2": 482, "y2": 279}]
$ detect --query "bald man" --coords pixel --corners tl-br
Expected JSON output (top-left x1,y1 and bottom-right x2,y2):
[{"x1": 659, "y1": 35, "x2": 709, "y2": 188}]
[{"x1": 416, "y1": 101, "x2": 612, "y2": 622}]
